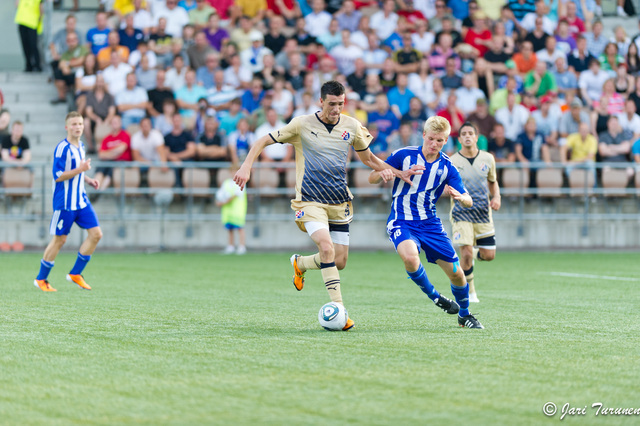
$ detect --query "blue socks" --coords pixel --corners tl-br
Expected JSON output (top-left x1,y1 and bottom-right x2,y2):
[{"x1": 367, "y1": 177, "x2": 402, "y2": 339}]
[
  {"x1": 70, "y1": 253, "x2": 91, "y2": 275},
  {"x1": 407, "y1": 265, "x2": 440, "y2": 301},
  {"x1": 37, "y1": 260, "x2": 54, "y2": 280},
  {"x1": 451, "y1": 283, "x2": 470, "y2": 317}
]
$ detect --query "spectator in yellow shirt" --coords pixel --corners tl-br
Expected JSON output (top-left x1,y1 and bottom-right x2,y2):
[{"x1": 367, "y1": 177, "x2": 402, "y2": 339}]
[{"x1": 561, "y1": 121, "x2": 597, "y2": 178}]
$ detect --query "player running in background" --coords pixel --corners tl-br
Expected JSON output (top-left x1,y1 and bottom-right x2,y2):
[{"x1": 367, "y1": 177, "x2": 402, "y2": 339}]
[
  {"x1": 234, "y1": 80, "x2": 422, "y2": 331},
  {"x1": 34, "y1": 111, "x2": 103, "y2": 292},
  {"x1": 449, "y1": 123, "x2": 501, "y2": 303},
  {"x1": 369, "y1": 116, "x2": 484, "y2": 329}
]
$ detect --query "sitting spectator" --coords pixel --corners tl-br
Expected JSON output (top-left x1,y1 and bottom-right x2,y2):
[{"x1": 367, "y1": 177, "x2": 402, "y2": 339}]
[
  {"x1": 241, "y1": 32, "x2": 273, "y2": 75},
  {"x1": 488, "y1": 123, "x2": 516, "y2": 163},
  {"x1": 218, "y1": 98, "x2": 246, "y2": 136},
  {"x1": 317, "y1": 18, "x2": 342, "y2": 52},
  {"x1": 175, "y1": 68, "x2": 208, "y2": 124},
  {"x1": 223, "y1": 53, "x2": 252, "y2": 90},
  {"x1": 118, "y1": 13, "x2": 144, "y2": 53},
  {"x1": 455, "y1": 73, "x2": 486, "y2": 116},
  {"x1": 336, "y1": 0, "x2": 362, "y2": 33},
  {"x1": 558, "y1": 97, "x2": 590, "y2": 146},
  {"x1": 584, "y1": 19, "x2": 607, "y2": 59},
  {"x1": 554, "y1": 20, "x2": 576, "y2": 56},
  {"x1": 131, "y1": 116, "x2": 168, "y2": 166},
  {"x1": 599, "y1": 42, "x2": 623, "y2": 75},
  {"x1": 425, "y1": 77, "x2": 447, "y2": 116},
  {"x1": 393, "y1": 32, "x2": 421, "y2": 74},
  {"x1": 149, "y1": 17, "x2": 173, "y2": 68},
  {"x1": 254, "y1": 108, "x2": 292, "y2": 164},
  {"x1": 331, "y1": 30, "x2": 364, "y2": 77},
  {"x1": 531, "y1": 95, "x2": 560, "y2": 148},
  {"x1": 567, "y1": 35, "x2": 595, "y2": 76},
  {"x1": 368, "y1": 93, "x2": 401, "y2": 158},
  {"x1": 343, "y1": 91, "x2": 367, "y2": 124},
  {"x1": 598, "y1": 115, "x2": 634, "y2": 178},
  {"x1": 633, "y1": 137, "x2": 640, "y2": 163},
  {"x1": 523, "y1": 61, "x2": 557, "y2": 98},
  {"x1": 134, "y1": 55, "x2": 156, "y2": 91},
  {"x1": 495, "y1": 92, "x2": 530, "y2": 141},
  {"x1": 561, "y1": 121, "x2": 597, "y2": 177},
  {"x1": 193, "y1": 98, "x2": 215, "y2": 136},
  {"x1": 437, "y1": 92, "x2": 465, "y2": 152},
  {"x1": 189, "y1": 0, "x2": 215, "y2": 31},
  {"x1": 387, "y1": 121, "x2": 422, "y2": 152},
  {"x1": 535, "y1": 36, "x2": 565, "y2": 71},
  {"x1": 227, "y1": 117, "x2": 255, "y2": 164},
  {"x1": 440, "y1": 56, "x2": 464, "y2": 91},
  {"x1": 128, "y1": 40, "x2": 158, "y2": 69},
  {"x1": 94, "y1": 115, "x2": 132, "y2": 191},
  {"x1": 85, "y1": 74, "x2": 117, "y2": 153},
  {"x1": 97, "y1": 31, "x2": 130, "y2": 71},
  {"x1": 165, "y1": 54, "x2": 188, "y2": 93},
  {"x1": 463, "y1": 10, "x2": 492, "y2": 58},
  {"x1": 0, "y1": 94, "x2": 10, "y2": 137},
  {"x1": 116, "y1": 73, "x2": 149, "y2": 129},
  {"x1": 515, "y1": 117, "x2": 551, "y2": 187},
  {"x1": 402, "y1": 96, "x2": 428, "y2": 136},
  {"x1": 429, "y1": 33, "x2": 459, "y2": 74},
  {"x1": 552, "y1": 56, "x2": 578, "y2": 99},
  {"x1": 387, "y1": 73, "x2": 415, "y2": 117},
  {"x1": 154, "y1": 99, "x2": 177, "y2": 136},
  {"x1": 196, "y1": 51, "x2": 221, "y2": 89},
  {"x1": 466, "y1": 98, "x2": 497, "y2": 140},
  {"x1": 207, "y1": 69, "x2": 241, "y2": 110},
  {"x1": 617, "y1": 98, "x2": 640, "y2": 139},
  {"x1": 154, "y1": 0, "x2": 190, "y2": 39},
  {"x1": 512, "y1": 40, "x2": 537, "y2": 75},
  {"x1": 491, "y1": 75, "x2": 521, "y2": 114},
  {"x1": 187, "y1": 30, "x2": 214, "y2": 71},
  {"x1": 86, "y1": 11, "x2": 110, "y2": 56},
  {"x1": 164, "y1": 112, "x2": 197, "y2": 185},
  {"x1": 1, "y1": 121, "x2": 31, "y2": 167},
  {"x1": 241, "y1": 78, "x2": 265, "y2": 114},
  {"x1": 51, "y1": 32, "x2": 88, "y2": 104},
  {"x1": 292, "y1": 91, "x2": 319, "y2": 118},
  {"x1": 49, "y1": 14, "x2": 83, "y2": 81},
  {"x1": 103, "y1": 50, "x2": 134, "y2": 96},
  {"x1": 74, "y1": 54, "x2": 98, "y2": 115},
  {"x1": 496, "y1": 59, "x2": 524, "y2": 94},
  {"x1": 147, "y1": 69, "x2": 175, "y2": 118},
  {"x1": 196, "y1": 116, "x2": 228, "y2": 161},
  {"x1": 270, "y1": 77, "x2": 294, "y2": 120},
  {"x1": 579, "y1": 58, "x2": 610, "y2": 109},
  {"x1": 613, "y1": 64, "x2": 633, "y2": 96}
]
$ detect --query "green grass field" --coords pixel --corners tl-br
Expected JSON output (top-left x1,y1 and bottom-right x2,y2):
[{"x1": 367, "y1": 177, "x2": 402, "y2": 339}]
[{"x1": 1, "y1": 251, "x2": 639, "y2": 425}]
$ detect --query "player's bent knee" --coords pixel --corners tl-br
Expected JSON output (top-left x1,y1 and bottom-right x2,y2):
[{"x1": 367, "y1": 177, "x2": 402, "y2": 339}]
[
  {"x1": 402, "y1": 254, "x2": 421, "y2": 271},
  {"x1": 480, "y1": 250, "x2": 495, "y2": 261}
]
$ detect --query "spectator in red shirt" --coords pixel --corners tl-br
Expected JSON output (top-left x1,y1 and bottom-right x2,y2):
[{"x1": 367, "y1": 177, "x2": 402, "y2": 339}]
[
  {"x1": 563, "y1": 2, "x2": 585, "y2": 39},
  {"x1": 463, "y1": 10, "x2": 492, "y2": 58},
  {"x1": 397, "y1": 0, "x2": 426, "y2": 31},
  {"x1": 94, "y1": 115, "x2": 132, "y2": 191},
  {"x1": 437, "y1": 92, "x2": 465, "y2": 153}
]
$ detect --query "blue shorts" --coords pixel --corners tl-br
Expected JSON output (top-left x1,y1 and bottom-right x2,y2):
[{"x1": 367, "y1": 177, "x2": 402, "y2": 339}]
[
  {"x1": 387, "y1": 219, "x2": 458, "y2": 264},
  {"x1": 49, "y1": 204, "x2": 100, "y2": 236},
  {"x1": 224, "y1": 223, "x2": 244, "y2": 230}
]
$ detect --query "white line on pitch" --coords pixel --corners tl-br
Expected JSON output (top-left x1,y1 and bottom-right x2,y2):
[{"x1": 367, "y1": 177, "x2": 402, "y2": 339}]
[{"x1": 549, "y1": 272, "x2": 640, "y2": 282}]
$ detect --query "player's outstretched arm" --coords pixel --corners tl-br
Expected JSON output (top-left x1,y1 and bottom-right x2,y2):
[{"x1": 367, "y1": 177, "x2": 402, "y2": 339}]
[
  {"x1": 233, "y1": 134, "x2": 275, "y2": 190},
  {"x1": 356, "y1": 148, "x2": 425, "y2": 184},
  {"x1": 448, "y1": 186, "x2": 473, "y2": 208}
]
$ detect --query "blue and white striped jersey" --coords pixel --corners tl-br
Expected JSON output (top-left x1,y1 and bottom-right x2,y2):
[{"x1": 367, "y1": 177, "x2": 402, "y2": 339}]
[
  {"x1": 52, "y1": 138, "x2": 89, "y2": 211},
  {"x1": 384, "y1": 146, "x2": 466, "y2": 225}
]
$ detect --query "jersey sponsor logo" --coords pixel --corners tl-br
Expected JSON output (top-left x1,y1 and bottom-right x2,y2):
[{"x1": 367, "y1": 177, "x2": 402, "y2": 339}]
[
  {"x1": 342, "y1": 131, "x2": 350, "y2": 141},
  {"x1": 295, "y1": 210, "x2": 305, "y2": 219}
]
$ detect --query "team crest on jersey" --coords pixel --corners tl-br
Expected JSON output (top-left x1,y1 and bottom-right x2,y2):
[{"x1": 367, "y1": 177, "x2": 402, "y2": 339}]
[
  {"x1": 342, "y1": 131, "x2": 350, "y2": 141},
  {"x1": 295, "y1": 210, "x2": 304, "y2": 219},
  {"x1": 436, "y1": 168, "x2": 443, "y2": 176},
  {"x1": 480, "y1": 163, "x2": 489, "y2": 172},
  {"x1": 453, "y1": 231, "x2": 461, "y2": 241}
]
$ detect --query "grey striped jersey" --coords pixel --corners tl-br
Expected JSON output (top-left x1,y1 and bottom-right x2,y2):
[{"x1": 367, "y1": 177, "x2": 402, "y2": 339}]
[{"x1": 449, "y1": 150, "x2": 497, "y2": 223}]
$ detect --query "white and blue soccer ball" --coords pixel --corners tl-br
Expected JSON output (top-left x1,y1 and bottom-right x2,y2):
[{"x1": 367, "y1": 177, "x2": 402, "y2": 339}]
[{"x1": 318, "y1": 302, "x2": 348, "y2": 331}]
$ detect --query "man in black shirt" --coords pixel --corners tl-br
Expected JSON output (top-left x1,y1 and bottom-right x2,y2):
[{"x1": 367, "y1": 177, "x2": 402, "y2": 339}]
[
  {"x1": 147, "y1": 69, "x2": 175, "y2": 118},
  {"x1": 165, "y1": 113, "x2": 196, "y2": 186},
  {"x1": 1, "y1": 121, "x2": 31, "y2": 166},
  {"x1": 196, "y1": 116, "x2": 227, "y2": 161},
  {"x1": 264, "y1": 15, "x2": 286, "y2": 56}
]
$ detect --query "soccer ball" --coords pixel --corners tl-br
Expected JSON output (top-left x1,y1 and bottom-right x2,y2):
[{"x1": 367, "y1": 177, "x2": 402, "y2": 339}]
[{"x1": 318, "y1": 302, "x2": 348, "y2": 331}]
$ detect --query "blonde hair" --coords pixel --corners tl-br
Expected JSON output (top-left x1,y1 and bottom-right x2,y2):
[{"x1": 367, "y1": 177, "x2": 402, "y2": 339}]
[
  {"x1": 65, "y1": 111, "x2": 83, "y2": 122},
  {"x1": 423, "y1": 116, "x2": 451, "y2": 135}
]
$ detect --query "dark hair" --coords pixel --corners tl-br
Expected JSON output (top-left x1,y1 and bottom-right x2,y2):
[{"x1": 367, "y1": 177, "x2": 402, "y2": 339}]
[
  {"x1": 459, "y1": 122, "x2": 477, "y2": 135},
  {"x1": 320, "y1": 80, "x2": 346, "y2": 99}
]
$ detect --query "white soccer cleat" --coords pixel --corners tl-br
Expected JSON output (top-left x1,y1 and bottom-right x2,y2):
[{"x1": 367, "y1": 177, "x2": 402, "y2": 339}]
[
  {"x1": 236, "y1": 246, "x2": 247, "y2": 255},
  {"x1": 223, "y1": 245, "x2": 235, "y2": 254}
]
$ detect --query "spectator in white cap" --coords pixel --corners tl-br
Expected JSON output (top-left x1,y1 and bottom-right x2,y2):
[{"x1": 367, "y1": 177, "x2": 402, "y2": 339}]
[{"x1": 240, "y1": 32, "x2": 273, "y2": 74}]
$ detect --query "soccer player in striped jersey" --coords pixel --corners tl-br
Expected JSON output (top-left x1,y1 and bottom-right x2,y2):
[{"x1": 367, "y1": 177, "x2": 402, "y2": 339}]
[
  {"x1": 234, "y1": 80, "x2": 423, "y2": 331},
  {"x1": 449, "y1": 122, "x2": 501, "y2": 303},
  {"x1": 34, "y1": 111, "x2": 103, "y2": 292},
  {"x1": 369, "y1": 116, "x2": 484, "y2": 329}
]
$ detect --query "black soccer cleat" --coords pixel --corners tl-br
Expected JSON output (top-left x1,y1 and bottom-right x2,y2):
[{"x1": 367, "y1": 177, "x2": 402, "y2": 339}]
[
  {"x1": 458, "y1": 314, "x2": 484, "y2": 329},
  {"x1": 434, "y1": 296, "x2": 460, "y2": 315}
]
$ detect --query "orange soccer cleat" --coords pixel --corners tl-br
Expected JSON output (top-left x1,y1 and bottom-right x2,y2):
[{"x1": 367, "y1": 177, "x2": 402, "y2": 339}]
[
  {"x1": 342, "y1": 317, "x2": 355, "y2": 331},
  {"x1": 66, "y1": 274, "x2": 92, "y2": 290},
  {"x1": 34, "y1": 279, "x2": 57, "y2": 292},
  {"x1": 290, "y1": 254, "x2": 305, "y2": 291}
]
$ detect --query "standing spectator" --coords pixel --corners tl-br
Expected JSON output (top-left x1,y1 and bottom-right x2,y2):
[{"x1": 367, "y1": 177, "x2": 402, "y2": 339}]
[
  {"x1": 495, "y1": 92, "x2": 530, "y2": 141},
  {"x1": 216, "y1": 166, "x2": 248, "y2": 255},
  {"x1": 1, "y1": 121, "x2": 31, "y2": 167},
  {"x1": 86, "y1": 11, "x2": 111, "y2": 56},
  {"x1": 85, "y1": 74, "x2": 117, "y2": 152},
  {"x1": 147, "y1": 69, "x2": 176, "y2": 118},
  {"x1": 187, "y1": 30, "x2": 214, "y2": 70},
  {"x1": 196, "y1": 116, "x2": 227, "y2": 161},
  {"x1": 93, "y1": 115, "x2": 132, "y2": 191},
  {"x1": 51, "y1": 33, "x2": 89, "y2": 104},
  {"x1": 131, "y1": 117, "x2": 168, "y2": 165},
  {"x1": 154, "y1": 0, "x2": 190, "y2": 38},
  {"x1": 116, "y1": 73, "x2": 149, "y2": 129},
  {"x1": 97, "y1": 31, "x2": 130, "y2": 70},
  {"x1": 102, "y1": 50, "x2": 134, "y2": 96},
  {"x1": 175, "y1": 69, "x2": 208, "y2": 123}
]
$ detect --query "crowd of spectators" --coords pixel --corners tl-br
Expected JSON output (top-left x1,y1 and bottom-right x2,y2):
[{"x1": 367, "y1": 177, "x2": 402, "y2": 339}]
[{"x1": 41, "y1": 0, "x2": 640, "y2": 191}]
